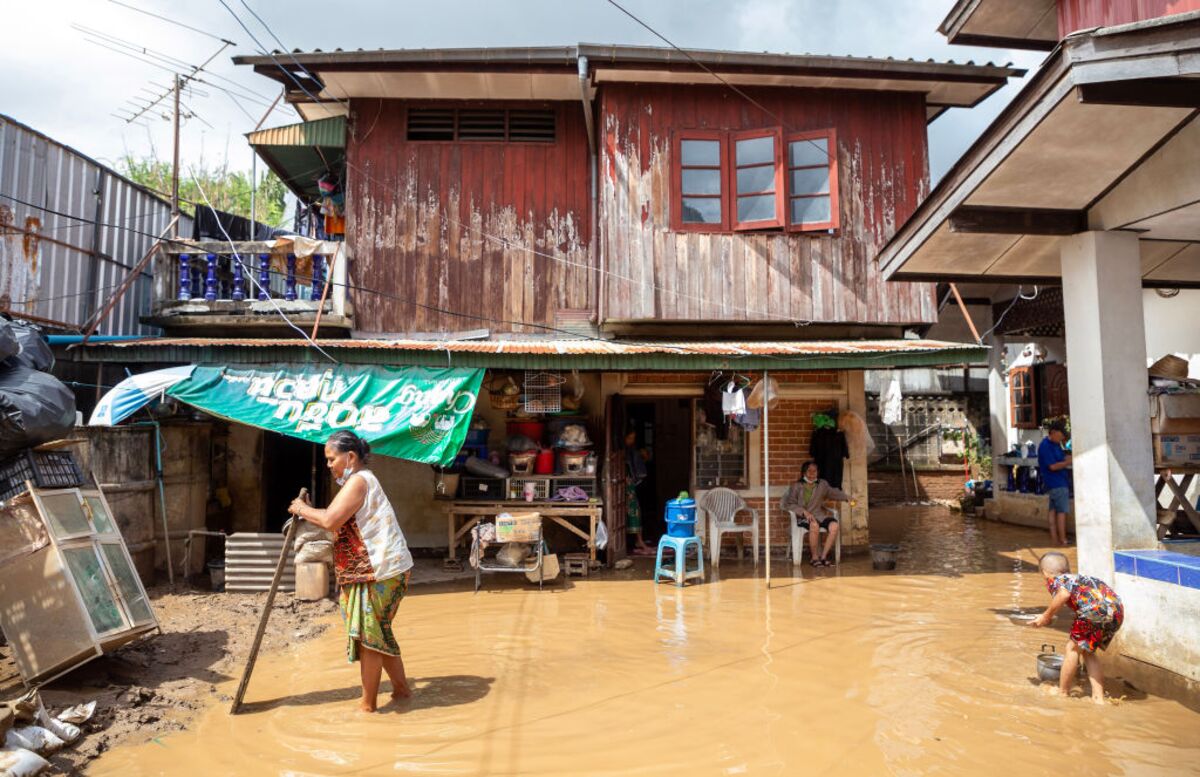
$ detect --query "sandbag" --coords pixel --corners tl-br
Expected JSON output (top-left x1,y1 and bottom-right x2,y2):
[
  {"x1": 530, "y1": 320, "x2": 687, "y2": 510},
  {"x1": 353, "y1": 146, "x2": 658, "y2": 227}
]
[
  {"x1": 0, "y1": 322, "x2": 53, "y2": 373},
  {"x1": 0, "y1": 747, "x2": 50, "y2": 777},
  {"x1": 3, "y1": 726, "x2": 64, "y2": 756},
  {"x1": 495, "y1": 542, "x2": 528, "y2": 568},
  {"x1": 0, "y1": 367, "x2": 76, "y2": 457},
  {"x1": 295, "y1": 540, "x2": 333, "y2": 564}
]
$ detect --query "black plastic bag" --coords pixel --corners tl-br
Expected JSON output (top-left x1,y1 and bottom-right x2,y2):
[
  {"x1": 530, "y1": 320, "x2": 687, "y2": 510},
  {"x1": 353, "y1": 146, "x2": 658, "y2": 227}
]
[
  {"x1": 0, "y1": 320, "x2": 54, "y2": 372},
  {"x1": 0, "y1": 320, "x2": 18, "y2": 363},
  {"x1": 0, "y1": 366, "x2": 76, "y2": 457}
]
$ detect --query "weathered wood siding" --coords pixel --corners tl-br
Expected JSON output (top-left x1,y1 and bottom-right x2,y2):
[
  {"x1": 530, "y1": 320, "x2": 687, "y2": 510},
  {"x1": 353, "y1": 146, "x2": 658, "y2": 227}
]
[
  {"x1": 599, "y1": 84, "x2": 937, "y2": 325},
  {"x1": 1057, "y1": 0, "x2": 1200, "y2": 38},
  {"x1": 346, "y1": 99, "x2": 593, "y2": 334}
]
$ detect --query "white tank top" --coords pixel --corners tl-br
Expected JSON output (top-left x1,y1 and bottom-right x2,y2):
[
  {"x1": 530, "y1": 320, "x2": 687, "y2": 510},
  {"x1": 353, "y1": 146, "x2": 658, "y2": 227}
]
[{"x1": 344, "y1": 469, "x2": 413, "y2": 582}]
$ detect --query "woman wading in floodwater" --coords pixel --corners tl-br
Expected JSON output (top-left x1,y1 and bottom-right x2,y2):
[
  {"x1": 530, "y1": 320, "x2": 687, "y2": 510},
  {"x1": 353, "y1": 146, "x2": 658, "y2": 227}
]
[{"x1": 288, "y1": 430, "x2": 414, "y2": 713}]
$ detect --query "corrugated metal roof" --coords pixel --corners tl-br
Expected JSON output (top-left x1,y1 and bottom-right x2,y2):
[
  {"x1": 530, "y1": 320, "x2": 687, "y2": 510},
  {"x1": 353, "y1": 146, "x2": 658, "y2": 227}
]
[
  {"x1": 246, "y1": 116, "x2": 346, "y2": 148},
  {"x1": 87, "y1": 337, "x2": 988, "y2": 370}
]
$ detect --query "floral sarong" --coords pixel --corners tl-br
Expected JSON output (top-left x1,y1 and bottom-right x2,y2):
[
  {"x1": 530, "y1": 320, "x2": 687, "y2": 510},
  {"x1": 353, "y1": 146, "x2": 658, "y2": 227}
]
[
  {"x1": 626, "y1": 483, "x2": 642, "y2": 533},
  {"x1": 338, "y1": 572, "x2": 410, "y2": 662}
]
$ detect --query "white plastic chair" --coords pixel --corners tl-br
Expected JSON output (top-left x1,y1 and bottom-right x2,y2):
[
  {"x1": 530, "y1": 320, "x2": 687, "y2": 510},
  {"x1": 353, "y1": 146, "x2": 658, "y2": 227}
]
[
  {"x1": 788, "y1": 505, "x2": 842, "y2": 566},
  {"x1": 698, "y1": 488, "x2": 759, "y2": 568}
]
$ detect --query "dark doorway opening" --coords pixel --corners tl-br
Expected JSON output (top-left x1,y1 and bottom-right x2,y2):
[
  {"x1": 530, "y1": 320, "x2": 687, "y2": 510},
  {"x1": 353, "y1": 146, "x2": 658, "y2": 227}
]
[
  {"x1": 262, "y1": 432, "x2": 325, "y2": 532},
  {"x1": 624, "y1": 398, "x2": 693, "y2": 545}
]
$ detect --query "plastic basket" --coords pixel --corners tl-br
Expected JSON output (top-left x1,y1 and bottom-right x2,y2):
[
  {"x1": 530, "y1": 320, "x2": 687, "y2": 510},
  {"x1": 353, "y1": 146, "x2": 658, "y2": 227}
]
[{"x1": 0, "y1": 450, "x2": 86, "y2": 502}]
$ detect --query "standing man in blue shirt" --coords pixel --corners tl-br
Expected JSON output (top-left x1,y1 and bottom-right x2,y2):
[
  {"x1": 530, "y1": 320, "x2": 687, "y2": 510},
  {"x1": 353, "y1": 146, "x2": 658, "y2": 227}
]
[{"x1": 1038, "y1": 420, "x2": 1073, "y2": 546}]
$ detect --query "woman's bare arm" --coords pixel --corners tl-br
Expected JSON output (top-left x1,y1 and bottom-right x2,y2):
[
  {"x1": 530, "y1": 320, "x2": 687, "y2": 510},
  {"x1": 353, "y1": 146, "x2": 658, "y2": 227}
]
[{"x1": 289, "y1": 475, "x2": 367, "y2": 532}]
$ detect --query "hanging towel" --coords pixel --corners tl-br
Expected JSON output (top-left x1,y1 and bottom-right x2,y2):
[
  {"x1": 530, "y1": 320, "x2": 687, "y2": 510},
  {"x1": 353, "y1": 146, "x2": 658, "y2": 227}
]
[
  {"x1": 881, "y1": 373, "x2": 904, "y2": 426},
  {"x1": 722, "y1": 381, "x2": 747, "y2": 416}
]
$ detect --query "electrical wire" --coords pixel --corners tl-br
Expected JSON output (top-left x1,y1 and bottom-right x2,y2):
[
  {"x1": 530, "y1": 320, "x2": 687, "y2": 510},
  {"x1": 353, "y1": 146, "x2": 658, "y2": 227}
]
[
  {"x1": 603, "y1": 0, "x2": 835, "y2": 166},
  {"x1": 0, "y1": 192, "x2": 968, "y2": 366},
  {"x1": 187, "y1": 166, "x2": 338, "y2": 363},
  {"x1": 109, "y1": 0, "x2": 237, "y2": 45}
]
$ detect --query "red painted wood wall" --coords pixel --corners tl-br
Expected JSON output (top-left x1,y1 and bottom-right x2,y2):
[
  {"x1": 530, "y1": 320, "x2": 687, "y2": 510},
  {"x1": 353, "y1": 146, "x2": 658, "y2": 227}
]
[
  {"x1": 345, "y1": 99, "x2": 593, "y2": 334},
  {"x1": 1057, "y1": 0, "x2": 1200, "y2": 37},
  {"x1": 598, "y1": 84, "x2": 937, "y2": 326}
]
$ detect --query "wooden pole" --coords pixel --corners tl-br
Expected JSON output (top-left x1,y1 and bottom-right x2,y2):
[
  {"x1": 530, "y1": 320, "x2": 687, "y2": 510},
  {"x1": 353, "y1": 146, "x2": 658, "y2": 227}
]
[
  {"x1": 309, "y1": 243, "x2": 340, "y2": 340},
  {"x1": 949, "y1": 283, "x2": 982, "y2": 343},
  {"x1": 230, "y1": 488, "x2": 306, "y2": 715},
  {"x1": 896, "y1": 430, "x2": 910, "y2": 501},
  {"x1": 763, "y1": 370, "x2": 771, "y2": 588},
  {"x1": 171, "y1": 74, "x2": 181, "y2": 240}
]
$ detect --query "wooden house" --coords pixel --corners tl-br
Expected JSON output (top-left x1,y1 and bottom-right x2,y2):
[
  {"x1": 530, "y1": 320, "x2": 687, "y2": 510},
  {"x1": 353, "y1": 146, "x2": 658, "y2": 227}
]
[{"x1": 106, "y1": 45, "x2": 1020, "y2": 559}]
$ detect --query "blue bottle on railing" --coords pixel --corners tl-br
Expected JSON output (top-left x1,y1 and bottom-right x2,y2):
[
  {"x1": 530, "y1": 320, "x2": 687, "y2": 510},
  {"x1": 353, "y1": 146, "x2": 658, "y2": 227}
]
[{"x1": 665, "y1": 492, "x2": 697, "y2": 538}]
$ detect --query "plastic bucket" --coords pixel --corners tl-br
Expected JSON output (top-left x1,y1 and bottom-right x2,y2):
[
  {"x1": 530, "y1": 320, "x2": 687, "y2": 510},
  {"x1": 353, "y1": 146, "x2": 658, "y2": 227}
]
[
  {"x1": 506, "y1": 421, "x2": 545, "y2": 444},
  {"x1": 534, "y1": 448, "x2": 555, "y2": 474},
  {"x1": 870, "y1": 544, "x2": 899, "y2": 570},
  {"x1": 665, "y1": 496, "x2": 697, "y2": 538},
  {"x1": 207, "y1": 559, "x2": 226, "y2": 591}
]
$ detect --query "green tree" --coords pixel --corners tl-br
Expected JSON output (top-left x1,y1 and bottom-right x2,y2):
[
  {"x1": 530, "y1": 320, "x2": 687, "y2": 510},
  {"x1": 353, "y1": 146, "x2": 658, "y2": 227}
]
[{"x1": 118, "y1": 154, "x2": 288, "y2": 228}]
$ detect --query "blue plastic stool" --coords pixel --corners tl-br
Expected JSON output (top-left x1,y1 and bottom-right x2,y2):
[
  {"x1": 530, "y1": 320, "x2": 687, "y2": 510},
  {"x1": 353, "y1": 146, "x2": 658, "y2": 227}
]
[{"x1": 654, "y1": 535, "x2": 705, "y2": 586}]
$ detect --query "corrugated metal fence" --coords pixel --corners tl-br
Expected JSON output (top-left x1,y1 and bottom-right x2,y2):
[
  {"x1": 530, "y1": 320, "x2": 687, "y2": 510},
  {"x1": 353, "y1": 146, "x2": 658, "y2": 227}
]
[{"x1": 0, "y1": 115, "x2": 192, "y2": 335}]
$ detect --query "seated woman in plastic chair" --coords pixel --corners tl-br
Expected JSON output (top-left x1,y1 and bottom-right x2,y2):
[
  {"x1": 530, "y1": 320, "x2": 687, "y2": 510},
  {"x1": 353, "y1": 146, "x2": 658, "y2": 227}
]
[{"x1": 780, "y1": 461, "x2": 851, "y2": 567}]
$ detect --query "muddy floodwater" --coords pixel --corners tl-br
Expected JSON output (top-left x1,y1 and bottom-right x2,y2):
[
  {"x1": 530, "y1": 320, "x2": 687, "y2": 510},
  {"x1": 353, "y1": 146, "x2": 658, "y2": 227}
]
[{"x1": 93, "y1": 507, "x2": 1199, "y2": 775}]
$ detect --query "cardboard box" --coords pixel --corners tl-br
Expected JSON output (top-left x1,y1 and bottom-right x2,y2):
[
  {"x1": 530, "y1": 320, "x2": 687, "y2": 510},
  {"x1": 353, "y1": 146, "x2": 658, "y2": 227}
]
[
  {"x1": 1153, "y1": 434, "x2": 1200, "y2": 466},
  {"x1": 496, "y1": 512, "x2": 541, "y2": 543}
]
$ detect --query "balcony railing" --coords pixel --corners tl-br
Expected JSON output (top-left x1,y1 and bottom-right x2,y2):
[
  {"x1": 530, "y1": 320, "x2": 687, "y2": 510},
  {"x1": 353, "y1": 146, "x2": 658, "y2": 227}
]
[{"x1": 150, "y1": 241, "x2": 350, "y2": 332}]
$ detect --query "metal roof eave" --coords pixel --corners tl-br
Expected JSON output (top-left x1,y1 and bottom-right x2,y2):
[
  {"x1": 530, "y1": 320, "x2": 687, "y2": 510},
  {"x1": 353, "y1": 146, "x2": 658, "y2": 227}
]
[{"x1": 80, "y1": 342, "x2": 989, "y2": 370}]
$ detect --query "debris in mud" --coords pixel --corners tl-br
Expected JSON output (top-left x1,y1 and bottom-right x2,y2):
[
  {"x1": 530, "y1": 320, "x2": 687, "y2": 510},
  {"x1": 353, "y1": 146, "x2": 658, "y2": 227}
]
[{"x1": 0, "y1": 584, "x2": 341, "y2": 775}]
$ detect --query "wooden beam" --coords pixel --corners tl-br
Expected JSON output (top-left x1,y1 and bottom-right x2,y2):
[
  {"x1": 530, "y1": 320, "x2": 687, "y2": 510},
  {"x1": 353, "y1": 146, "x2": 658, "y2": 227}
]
[
  {"x1": 948, "y1": 205, "x2": 1087, "y2": 236},
  {"x1": 945, "y1": 32, "x2": 1055, "y2": 52},
  {"x1": 949, "y1": 283, "x2": 982, "y2": 343},
  {"x1": 1078, "y1": 79, "x2": 1200, "y2": 109}
]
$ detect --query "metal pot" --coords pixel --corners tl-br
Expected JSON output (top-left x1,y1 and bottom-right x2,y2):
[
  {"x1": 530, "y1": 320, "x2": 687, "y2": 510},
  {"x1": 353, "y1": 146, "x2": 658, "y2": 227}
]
[{"x1": 1036, "y1": 643, "x2": 1085, "y2": 683}]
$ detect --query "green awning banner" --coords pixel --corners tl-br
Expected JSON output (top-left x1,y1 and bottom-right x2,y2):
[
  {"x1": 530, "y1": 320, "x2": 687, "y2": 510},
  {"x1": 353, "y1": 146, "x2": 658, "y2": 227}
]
[{"x1": 167, "y1": 364, "x2": 484, "y2": 466}]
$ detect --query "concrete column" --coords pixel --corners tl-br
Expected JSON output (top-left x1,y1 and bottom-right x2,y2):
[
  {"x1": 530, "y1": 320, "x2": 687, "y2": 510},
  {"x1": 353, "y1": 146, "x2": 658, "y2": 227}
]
[
  {"x1": 1060, "y1": 231, "x2": 1158, "y2": 580},
  {"x1": 846, "y1": 370, "x2": 869, "y2": 547}
]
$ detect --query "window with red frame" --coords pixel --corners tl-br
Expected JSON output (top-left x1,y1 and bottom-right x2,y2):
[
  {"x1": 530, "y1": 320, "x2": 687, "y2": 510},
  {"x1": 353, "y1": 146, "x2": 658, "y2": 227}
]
[
  {"x1": 673, "y1": 128, "x2": 837, "y2": 233},
  {"x1": 676, "y1": 133, "x2": 727, "y2": 230}
]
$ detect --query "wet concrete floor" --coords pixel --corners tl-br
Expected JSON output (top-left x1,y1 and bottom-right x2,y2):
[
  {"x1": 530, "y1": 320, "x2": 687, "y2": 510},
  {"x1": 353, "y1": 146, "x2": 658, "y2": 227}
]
[{"x1": 93, "y1": 507, "x2": 1199, "y2": 775}]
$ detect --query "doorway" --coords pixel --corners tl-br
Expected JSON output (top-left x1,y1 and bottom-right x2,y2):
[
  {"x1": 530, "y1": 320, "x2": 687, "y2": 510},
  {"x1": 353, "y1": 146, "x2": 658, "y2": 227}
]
[
  {"x1": 623, "y1": 398, "x2": 693, "y2": 544},
  {"x1": 262, "y1": 433, "x2": 325, "y2": 532}
]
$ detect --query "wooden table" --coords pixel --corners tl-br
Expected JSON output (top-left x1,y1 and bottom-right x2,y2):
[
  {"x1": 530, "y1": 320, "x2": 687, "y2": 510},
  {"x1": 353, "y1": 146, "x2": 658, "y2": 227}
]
[
  {"x1": 445, "y1": 500, "x2": 603, "y2": 563},
  {"x1": 1155, "y1": 466, "x2": 1200, "y2": 535}
]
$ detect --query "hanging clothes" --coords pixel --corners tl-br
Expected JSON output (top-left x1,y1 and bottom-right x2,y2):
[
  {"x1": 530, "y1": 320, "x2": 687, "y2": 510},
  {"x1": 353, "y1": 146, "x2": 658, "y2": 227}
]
[
  {"x1": 703, "y1": 375, "x2": 730, "y2": 441},
  {"x1": 881, "y1": 373, "x2": 904, "y2": 426},
  {"x1": 733, "y1": 389, "x2": 761, "y2": 431},
  {"x1": 810, "y1": 426, "x2": 850, "y2": 489},
  {"x1": 722, "y1": 381, "x2": 747, "y2": 417}
]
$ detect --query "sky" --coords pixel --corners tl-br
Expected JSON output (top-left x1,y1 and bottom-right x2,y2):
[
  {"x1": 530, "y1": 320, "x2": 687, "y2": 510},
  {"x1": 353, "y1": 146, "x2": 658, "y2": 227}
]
[{"x1": 0, "y1": 0, "x2": 1045, "y2": 183}]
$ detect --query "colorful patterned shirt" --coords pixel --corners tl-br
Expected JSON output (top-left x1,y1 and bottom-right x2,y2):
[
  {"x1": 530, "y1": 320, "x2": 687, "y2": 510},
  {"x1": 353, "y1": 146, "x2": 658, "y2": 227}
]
[{"x1": 1046, "y1": 574, "x2": 1121, "y2": 624}]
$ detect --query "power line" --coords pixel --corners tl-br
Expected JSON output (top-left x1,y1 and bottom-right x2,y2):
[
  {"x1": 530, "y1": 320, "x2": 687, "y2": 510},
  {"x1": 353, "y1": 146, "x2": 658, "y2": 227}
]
[
  {"x1": 603, "y1": 0, "x2": 834, "y2": 165},
  {"x1": 186, "y1": 167, "x2": 339, "y2": 363},
  {"x1": 108, "y1": 0, "x2": 236, "y2": 45}
]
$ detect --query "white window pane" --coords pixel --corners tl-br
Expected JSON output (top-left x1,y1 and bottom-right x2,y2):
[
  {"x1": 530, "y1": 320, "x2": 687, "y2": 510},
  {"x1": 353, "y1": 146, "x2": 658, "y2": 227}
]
[
  {"x1": 40, "y1": 492, "x2": 91, "y2": 538},
  {"x1": 737, "y1": 194, "x2": 776, "y2": 223},
  {"x1": 102, "y1": 543, "x2": 153, "y2": 624},
  {"x1": 682, "y1": 197, "x2": 722, "y2": 224},
  {"x1": 681, "y1": 139, "x2": 720, "y2": 166},
  {"x1": 790, "y1": 196, "x2": 832, "y2": 225},
  {"x1": 85, "y1": 496, "x2": 116, "y2": 535},
  {"x1": 737, "y1": 165, "x2": 775, "y2": 195},
  {"x1": 789, "y1": 138, "x2": 828, "y2": 167},
  {"x1": 735, "y1": 136, "x2": 774, "y2": 166},
  {"x1": 790, "y1": 167, "x2": 829, "y2": 195},
  {"x1": 62, "y1": 546, "x2": 125, "y2": 634},
  {"x1": 682, "y1": 168, "x2": 721, "y2": 195}
]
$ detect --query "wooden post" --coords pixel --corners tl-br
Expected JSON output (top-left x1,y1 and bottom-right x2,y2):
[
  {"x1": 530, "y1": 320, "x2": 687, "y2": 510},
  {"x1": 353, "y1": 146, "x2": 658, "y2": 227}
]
[
  {"x1": 310, "y1": 244, "x2": 340, "y2": 340},
  {"x1": 230, "y1": 488, "x2": 306, "y2": 714}
]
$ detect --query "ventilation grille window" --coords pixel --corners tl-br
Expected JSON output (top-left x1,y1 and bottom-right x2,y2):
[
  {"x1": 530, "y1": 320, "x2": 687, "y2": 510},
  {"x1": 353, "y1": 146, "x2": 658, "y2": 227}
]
[
  {"x1": 405, "y1": 109, "x2": 455, "y2": 141},
  {"x1": 407, "y1": 108, "x2": 555, "y2": 143}
]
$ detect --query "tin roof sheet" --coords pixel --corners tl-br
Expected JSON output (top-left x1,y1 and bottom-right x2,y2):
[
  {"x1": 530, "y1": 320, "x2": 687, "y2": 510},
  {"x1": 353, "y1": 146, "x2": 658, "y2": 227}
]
[{"x1": 88, "y1": 337, "x2": 987, "y2": 370}]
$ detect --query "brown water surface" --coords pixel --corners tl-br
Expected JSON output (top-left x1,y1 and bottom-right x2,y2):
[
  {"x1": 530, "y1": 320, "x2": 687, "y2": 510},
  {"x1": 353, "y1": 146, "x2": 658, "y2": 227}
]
[{"x1": 93, "y1": 507, "x2": 1199, "y2": 776}]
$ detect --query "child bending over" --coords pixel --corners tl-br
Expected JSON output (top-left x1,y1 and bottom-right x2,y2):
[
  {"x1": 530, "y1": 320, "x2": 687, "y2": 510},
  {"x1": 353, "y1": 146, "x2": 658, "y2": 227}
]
[{"x1": 1029, "y1": 552, "x2": 1124, "y2": 704}]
